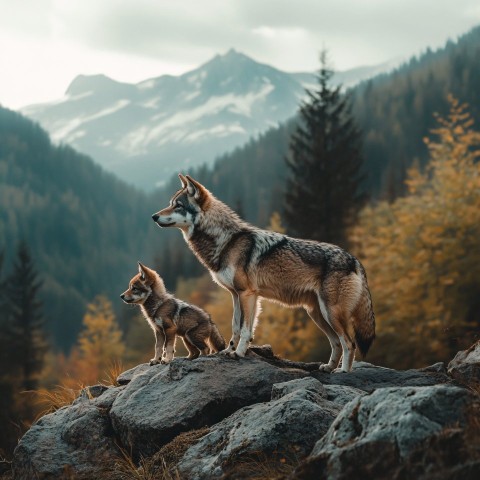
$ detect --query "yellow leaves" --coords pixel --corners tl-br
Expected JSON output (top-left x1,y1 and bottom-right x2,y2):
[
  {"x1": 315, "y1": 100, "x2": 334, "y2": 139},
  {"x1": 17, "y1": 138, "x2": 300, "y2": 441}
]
[
  {"x1": 66, "y1": 295, "x2": 126, "y2": 387},
  {"x1": 351, "y1": 97, "x2": 480, "y2": 368}
]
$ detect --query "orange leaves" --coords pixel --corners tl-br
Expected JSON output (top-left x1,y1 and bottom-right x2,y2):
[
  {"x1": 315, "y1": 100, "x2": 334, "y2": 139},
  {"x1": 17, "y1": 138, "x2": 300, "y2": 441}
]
[{"x1": 351, "y1": 97, "x2": 480, "y2": 368}]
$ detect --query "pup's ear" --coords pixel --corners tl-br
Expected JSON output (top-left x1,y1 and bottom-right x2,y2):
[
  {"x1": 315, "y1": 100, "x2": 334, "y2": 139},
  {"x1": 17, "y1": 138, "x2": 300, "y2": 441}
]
[
  {"x1": 178, "y1": 173, "x2": 188, "y2": 189},
  {"x1": 138, "y1": 261, "x2": 147, "y2": 280},
  {"x1": 185, "y1": 175, "x2": 208, "y2": 203}
]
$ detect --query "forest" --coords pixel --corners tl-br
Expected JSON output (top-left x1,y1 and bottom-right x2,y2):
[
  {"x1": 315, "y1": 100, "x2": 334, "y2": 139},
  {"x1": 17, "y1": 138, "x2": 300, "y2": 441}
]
[{"x1": 1, "y1": 25, "x2": 480, "y2": 458}]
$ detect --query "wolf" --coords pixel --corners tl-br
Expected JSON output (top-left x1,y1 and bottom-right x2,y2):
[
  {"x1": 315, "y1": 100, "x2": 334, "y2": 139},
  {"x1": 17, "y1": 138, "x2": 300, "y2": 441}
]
[
  {"x1": 120, "y1": 262, "x2": 226, "y2": 365},
  {"x1": 151, "y1": 175, "x2": 375, "y2": 372}
]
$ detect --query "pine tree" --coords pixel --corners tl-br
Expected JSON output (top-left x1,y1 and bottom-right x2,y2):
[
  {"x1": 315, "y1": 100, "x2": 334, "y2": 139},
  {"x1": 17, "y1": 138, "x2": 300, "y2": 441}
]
[
  {"x1": 284, "y1": 51, "x2": 366, "y2": 247},
  {"x1": 4, "y1": 241, "x2": 47, "y2": 392}
]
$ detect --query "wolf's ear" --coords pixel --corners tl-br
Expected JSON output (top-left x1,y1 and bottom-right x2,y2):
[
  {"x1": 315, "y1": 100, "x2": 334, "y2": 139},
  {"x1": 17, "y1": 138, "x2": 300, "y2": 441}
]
[
  {"x1": 185, "y1": 175, "x2": 208, "y2": 203},
  {"x1": 178, "y1": 173, "x2": 188, "y2": 189}
]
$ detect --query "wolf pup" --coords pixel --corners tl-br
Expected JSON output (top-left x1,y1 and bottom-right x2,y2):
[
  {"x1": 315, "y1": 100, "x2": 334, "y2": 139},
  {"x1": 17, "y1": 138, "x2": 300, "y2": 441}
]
[
  {"x1": 121, "y1": 262, "x2": 225, "y2": 365},
  {"x1": 151, "y1": 174, "x2": 375, "y2": 373}
]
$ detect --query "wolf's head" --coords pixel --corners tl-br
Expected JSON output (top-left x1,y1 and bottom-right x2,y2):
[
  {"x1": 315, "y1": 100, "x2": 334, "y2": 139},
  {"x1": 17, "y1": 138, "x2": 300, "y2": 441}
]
[
  {"x1": 152, "y1": 174, "x2": 210, "y2": 232},
  {"x1": 120, "y1": 262, "x2": 162, "y2": 304}
]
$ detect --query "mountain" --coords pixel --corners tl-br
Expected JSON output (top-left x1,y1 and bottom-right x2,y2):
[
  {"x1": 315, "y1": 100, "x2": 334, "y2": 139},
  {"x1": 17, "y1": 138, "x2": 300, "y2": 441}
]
[
  {"x1": 185, "y1": 26, "x2": 480, "y2": 212},
  {"x1": 21, "y1": 50, "x2": 395, "y2": 189},
  {"x1": 0, "y1": 106, "x2": 165, "y2": 350}
]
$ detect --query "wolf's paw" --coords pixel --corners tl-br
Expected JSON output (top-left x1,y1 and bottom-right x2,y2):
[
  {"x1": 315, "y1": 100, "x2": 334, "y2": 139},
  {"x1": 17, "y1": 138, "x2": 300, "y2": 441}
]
[
  {"x1": 332, "y1": 367, "x2": 349, "y2": 374},
  {"x1": 318, "y1": 363, "x2": 334, "y2": 373},
  {"x1": 161, "y1": 357, "x2": 173, "y2": 365},
  {"x1": 186, "y1": 354, "x2": 200, "y2": 360},
  {"x1": 149, "y1": 358, "x2": 161, "y2": 366}
]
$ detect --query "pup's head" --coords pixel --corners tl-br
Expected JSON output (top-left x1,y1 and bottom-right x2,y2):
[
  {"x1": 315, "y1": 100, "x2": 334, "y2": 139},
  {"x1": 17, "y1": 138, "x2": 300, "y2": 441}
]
[
  {"x1": 151, "y1": 174, "x2": 210, "y2": 230},
  {"x1": 120, "y1": 262, "x2": 158, "y2": 305}
]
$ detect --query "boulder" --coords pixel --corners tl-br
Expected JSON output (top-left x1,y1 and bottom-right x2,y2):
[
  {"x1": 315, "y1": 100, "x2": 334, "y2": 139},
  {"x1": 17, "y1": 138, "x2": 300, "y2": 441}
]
[
  {"x1": 178, "y1": 376, "x2": 341, "y2": 480},
  {"x1": 110, "y1": 354, "x2": 308, "y2": 457},
  {"x1": 12, "y1": 343, "x2": 480, "y2": 480},
  {"x1": 312, "y1": 361, "x2": 455, "y2": 392},
  {"x1": 12, "y1": 387, "x2": 123, "y2": 480},
  {"x1": 448, "y1": 340, "x2": 480, "y2": 390},
  {"x1": 292, "y1": 384, "x2": 480, "y2": 480}
]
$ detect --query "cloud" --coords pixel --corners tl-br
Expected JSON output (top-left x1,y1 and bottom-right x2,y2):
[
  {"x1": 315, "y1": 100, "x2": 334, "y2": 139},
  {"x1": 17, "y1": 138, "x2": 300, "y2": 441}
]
[{"x1": 1, "y1": 0, "x2": 479, "y2": 108}]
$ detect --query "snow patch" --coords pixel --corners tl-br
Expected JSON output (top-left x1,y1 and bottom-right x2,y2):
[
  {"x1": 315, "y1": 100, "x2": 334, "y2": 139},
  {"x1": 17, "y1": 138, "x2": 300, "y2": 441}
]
[{"x1": 50, "y1": 99, "x2": 130, "y2": 143}]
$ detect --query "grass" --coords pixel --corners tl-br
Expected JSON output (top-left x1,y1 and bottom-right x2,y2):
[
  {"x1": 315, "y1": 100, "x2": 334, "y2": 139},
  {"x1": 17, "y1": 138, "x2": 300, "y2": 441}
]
[
  {"x1": 102, "y1": 361, "x2": 124, "y2": 387},
  {"x1": 220, "y1": 451, "x2": 300, "y2": 480}
]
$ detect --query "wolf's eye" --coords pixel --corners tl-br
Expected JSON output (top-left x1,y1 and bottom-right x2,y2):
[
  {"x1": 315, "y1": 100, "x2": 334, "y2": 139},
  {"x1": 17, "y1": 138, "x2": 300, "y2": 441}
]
[{"x1": 175, "y1": 203, "x2": 183, "y2": 210}]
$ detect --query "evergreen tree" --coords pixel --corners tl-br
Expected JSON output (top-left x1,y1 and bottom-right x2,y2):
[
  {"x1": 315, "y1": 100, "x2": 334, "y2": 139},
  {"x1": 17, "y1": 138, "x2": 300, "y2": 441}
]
[
  {"x1": 4, "y1": 241, "x2": 47, "y2": 392},
  {"x1": 284, "y1": 51, "x2": 366, "y2": 247}
]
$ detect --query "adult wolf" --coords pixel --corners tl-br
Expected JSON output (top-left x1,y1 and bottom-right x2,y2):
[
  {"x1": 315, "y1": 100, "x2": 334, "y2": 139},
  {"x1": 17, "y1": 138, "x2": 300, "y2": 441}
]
[{"x1": 152, "y1": 174, "x2": 375, "y2": 372}]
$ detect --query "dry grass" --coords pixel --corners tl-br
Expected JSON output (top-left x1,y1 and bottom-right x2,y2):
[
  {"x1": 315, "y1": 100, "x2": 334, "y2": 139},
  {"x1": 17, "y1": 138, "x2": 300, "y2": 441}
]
[
  {"x1": 108, "y1": 445, "x2": 180, "y2": 480},
  {"x1": 220, "y1": 451, "x2": 300, "y2": 480},
  {"x1": 105, "y1": 428, "x2": 210, "y2": 480},
  {"x1": 31, "y1": 360, "x2": 125, "y2": 422},
  {"x1": 102, "y1": 361, "x2": 124, "y2": 387},
  {"x1": 30, "y1": 383, "x2": 86, "y2": 421}
]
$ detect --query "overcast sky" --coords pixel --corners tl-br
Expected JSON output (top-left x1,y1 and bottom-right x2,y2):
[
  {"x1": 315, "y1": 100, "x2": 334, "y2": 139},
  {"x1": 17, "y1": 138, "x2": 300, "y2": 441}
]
[{"x1": 1, "y1": 0, "x2": 479, "y2": 109}]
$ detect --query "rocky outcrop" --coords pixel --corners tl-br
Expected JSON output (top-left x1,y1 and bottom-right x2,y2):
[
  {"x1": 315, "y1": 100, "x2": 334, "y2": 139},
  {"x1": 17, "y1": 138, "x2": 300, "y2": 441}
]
[
  {"x1": 178, "y1": 377, "x2": 342, "y2": 479},
  {"x1": 12, "y1": 386, "x2": 123, "y2": 480},
  {"x1": 110, "y1": 355, "x2": 308, "y2": 458},
  {"x1": 292, "y1": 384, "x2": 480, "y2": 479},
  {"x1": 448, "y1": 340, "x2": 480, "y2": 390},
  {"x1": 11, "y1": 343, "x2": 480, "y2": 480}
]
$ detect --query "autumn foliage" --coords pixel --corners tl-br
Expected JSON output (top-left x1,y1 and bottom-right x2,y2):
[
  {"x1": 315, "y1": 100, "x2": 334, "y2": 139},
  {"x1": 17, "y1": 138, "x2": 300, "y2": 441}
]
[{"x1": 351, "y1": 96, "x2": 480, "y2": 368}]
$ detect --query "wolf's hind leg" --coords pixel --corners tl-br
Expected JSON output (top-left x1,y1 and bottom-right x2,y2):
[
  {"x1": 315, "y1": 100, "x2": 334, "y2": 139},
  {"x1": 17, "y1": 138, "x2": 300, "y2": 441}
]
[
  {"x1": 306, "y1": 302, "x2": 342, "y2": 373},
  {"x1": 319, "y1": 298, "x2": 355, "y2": 373}
]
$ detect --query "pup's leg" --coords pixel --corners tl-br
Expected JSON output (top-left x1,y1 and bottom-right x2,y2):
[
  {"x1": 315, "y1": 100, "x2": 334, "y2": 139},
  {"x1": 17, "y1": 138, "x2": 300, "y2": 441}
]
[
  {"x1": 150, "y1": 328, "x2": 165, "y2": 366},
  {"x1": 186, "y1": 329, "x2": 210, "y2": 356},
  {"x1": 182, "y1": 336, "x2": 201, "y2": 360},
  {"x1": 162, "y1": 327, "x2": 177, "y2": 364}
]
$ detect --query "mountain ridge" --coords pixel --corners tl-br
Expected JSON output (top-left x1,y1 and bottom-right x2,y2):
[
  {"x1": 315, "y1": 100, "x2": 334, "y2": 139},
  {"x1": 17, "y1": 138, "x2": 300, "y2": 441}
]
[{"x1": 21, "y1": 49, "x2": 397, "y2": 189}]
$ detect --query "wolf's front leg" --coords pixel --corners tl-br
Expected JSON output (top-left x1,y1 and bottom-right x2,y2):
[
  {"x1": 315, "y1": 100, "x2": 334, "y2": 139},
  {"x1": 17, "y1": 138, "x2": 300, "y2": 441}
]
[
  {"x1": 235, "y1": 291, "x2": 259, "y2": 357},
  {"x1": 220, "y1": 291, "x2": 242, "y2": 356},
  {"x1": 150, "y1": 328, "x2": 165, "y2": 365},
  {"x1": 161, "y1": 327, "x2": 177, "y2": 364}
]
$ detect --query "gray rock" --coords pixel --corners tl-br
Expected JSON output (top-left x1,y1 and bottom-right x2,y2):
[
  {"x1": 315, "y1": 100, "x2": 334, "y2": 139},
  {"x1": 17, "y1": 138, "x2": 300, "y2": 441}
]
[
  {"x1": 271, "y1": 376, "x2": 327, "y2": 401},
  {"x1": 116, "y1": 362, "x2": 154, "y2": 385},
  {"x1": 110, "y1": 355, "x2": 308, "y2": 457},
  {"x1": 292, "y1": 384, "x2": 480, "y2": 479},
  {"x1": 311, "y1": 360, "x2": 454, "y2": 392},
  {"x1": 323, "y1": 384, "x2": 366, "y2": 406},
  {"x1": 178, "y1": 381, "x2": 341, "y2": 480},
  {"x1": 448, "y1": 340, "x2": 480, "y2": 389},
  {"x1": 13, "y1": 401, "x2": 120, "y2": 480}
]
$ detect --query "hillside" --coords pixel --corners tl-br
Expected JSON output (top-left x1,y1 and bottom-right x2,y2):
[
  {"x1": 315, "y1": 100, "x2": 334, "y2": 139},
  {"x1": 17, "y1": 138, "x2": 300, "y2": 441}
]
[
  {"x1": 170, "y1": 26, "x2": 480, "y2": 223},
  {"x1": 21, "y1": 50, "x2": 394, "y2": 189},
  {"x1": 0, "y1": 106, "x2": 163, "y2": 349}
]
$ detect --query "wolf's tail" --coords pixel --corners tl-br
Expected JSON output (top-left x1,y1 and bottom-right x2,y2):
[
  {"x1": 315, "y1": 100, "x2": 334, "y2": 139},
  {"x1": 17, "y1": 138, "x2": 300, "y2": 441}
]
[
  {"x1": 209, "y1": 322, "x2": 226, "y2": 352},
  {"x1": 352, "y1": 262, "x2": 376, "y2": 358}
]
